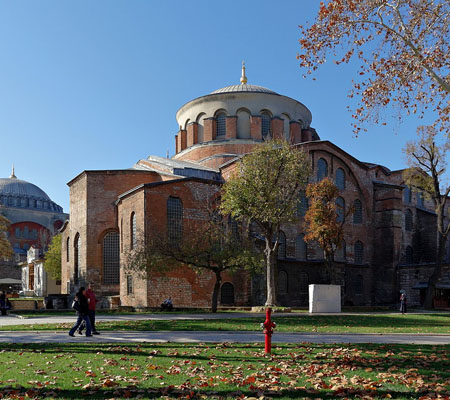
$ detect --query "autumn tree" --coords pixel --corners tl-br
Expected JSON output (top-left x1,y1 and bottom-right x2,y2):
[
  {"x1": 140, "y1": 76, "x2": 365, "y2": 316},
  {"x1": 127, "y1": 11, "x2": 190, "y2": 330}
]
[
  {"x1": 403, "y1": 126, "x2": 450, "y2": 308},
  {"x1": 126, "y1": 204, "x2": 262, "y2": 313},
  {"x1": 304, "y1": 178, "x2": 352, "y2": 283},
  {"x1": 0, "y1": 215, "x2": 13, "y2": 259},
  {"x1": 44, "y1": 234, "x2": 62, "y2": 281},
  {"x1": 221, "y1": 140, "x2": 311, "y2": 306},
  {"x1": 298, "y1": 0, "x2": 450, "y2": 135}
]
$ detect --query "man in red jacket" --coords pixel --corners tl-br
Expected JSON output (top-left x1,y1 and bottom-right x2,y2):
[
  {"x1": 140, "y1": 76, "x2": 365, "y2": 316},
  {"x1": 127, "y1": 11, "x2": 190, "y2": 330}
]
[{"x1": 79, "y1": 282, "x2": 100, "y2": 335}]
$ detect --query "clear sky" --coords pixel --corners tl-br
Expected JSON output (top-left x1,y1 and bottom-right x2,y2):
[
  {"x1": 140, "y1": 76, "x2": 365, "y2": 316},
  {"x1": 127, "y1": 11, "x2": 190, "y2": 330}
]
[{"x1": 0, "y1": 1, "x2": 434, "y2": 212}]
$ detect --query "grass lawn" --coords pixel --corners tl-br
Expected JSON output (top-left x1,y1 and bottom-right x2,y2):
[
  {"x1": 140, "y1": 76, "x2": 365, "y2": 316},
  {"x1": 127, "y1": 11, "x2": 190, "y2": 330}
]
[
  {"x1": 1, "y1": 313, "x2": 449, "y2": 334},
  {"x1": 0, "y1": 342, "x2": 448, "y2": 399}
]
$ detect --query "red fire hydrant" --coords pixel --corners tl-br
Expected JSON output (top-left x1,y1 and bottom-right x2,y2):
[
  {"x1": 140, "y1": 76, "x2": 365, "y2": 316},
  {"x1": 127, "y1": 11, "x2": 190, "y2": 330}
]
[{"x1": 261, "y1": 307, "x2": 276, "y2": 354}]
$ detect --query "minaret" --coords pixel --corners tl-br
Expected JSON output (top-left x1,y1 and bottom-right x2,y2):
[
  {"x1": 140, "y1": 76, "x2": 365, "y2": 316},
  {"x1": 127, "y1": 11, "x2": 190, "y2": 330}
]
[
  {"x1": 10, "y1": 164, "x2": 16, "y2": 179},
  {"x1": 240, "y1": 61, "x2": 247, "y2": 85}
]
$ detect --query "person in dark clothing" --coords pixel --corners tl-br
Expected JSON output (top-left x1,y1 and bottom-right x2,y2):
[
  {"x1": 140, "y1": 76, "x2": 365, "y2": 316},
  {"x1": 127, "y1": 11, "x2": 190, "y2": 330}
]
[
  {"x1": 0, "y1": 291, "x2": 7, "y2": 316},
  {"x1": 69, "y1": 287, "x2": 92, "y2": 337},
  {"x1": 400, "y1": 290, "x2": 407, "y2": 314},
  {"x1": 78, "y1": 282, "x2": 99, "y2": 335}
]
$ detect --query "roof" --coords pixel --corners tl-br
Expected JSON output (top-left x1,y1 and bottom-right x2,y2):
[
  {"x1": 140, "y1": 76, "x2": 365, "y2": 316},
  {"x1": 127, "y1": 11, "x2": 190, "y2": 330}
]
[
  {"x1": 0, "y1": 177, "x2": 51, "y2": 200},
  {"x1": 211, "y1": 84, "x2": 278, "y2": 95}
]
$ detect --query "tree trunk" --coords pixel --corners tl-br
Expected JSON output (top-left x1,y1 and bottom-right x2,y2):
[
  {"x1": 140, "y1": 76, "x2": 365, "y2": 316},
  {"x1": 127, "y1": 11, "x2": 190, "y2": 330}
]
[
  {"x1": 211, "y1": 269, "x2": 222, "y2": 313},
  {"x1": 423, "y1": 235, "x2": 446, "y2": 309},
  {"x1": 325, "y1": 253, "x2": 334, "y2": 284},
  {"x1": 265, "y1": 242, "x2": 278, "y2": 307}
]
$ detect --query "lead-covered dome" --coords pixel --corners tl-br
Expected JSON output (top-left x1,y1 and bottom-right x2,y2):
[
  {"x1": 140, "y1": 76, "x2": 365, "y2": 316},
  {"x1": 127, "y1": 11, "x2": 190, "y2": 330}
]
[{"x1": 211, "y1": 84, "x2": 278, "y2": 95}]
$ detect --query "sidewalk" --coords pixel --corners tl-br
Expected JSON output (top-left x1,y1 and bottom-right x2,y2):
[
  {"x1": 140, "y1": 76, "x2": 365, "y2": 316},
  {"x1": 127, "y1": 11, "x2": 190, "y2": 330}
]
[{"x1": 0, "y1": 330, "x2": 449, "y2": 344}]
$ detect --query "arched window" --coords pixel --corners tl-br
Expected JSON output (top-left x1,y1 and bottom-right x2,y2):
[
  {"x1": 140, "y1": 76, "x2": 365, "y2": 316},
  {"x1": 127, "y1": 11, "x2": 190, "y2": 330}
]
[
  {"x1": 74, "y1": 233, "x2": 80, "y2": 285},
  {"x1": 295, "y1": 234, "x2": 307, "y2": 260},
  {"x1": 404, "y1": 186, "x2": 411, "y2": 203},
  {"x1": 405, "y1": 246, "x2": 413, "y2": 264},
  {"x1": 278, "y1": 231, "x2": 286, "y2": 259},
  {"x1": 221, "y1": 282, "x2": 235, "y2": 305},
  {"x1": 336, "y1": 168, "x2": 345, "y2": 190},
  {"x1": 103, "y1": 231, "x2": 120, "y2": 284},
  {"x1": 297, "y1": 190, "x2": 308, "y2": 217},
  {"x1": 336, "y1": 197, "x2": 345, "y2": 223},
  {"x1": 130, "y1": 212, "x2": 137, "y2": 249},
  {"x1": 261, "y1": 111, "x2": 271, "y2": 139},
  {"x1": 317, "y1": 158, "x2": 328, "y2": 181},
  {"x1": 405, "y1": 209, "x2": 413, "y2": 231},
  {"x1": 278, "y1": 270, "x2": 288, "y2": 294},
  {"x1": 336, "y1": 239, "x2": 346, "y2": 261},
  {"x1": 167, "y1": 197, "x2": 183, "y2": 244},
  {"x1": 66, "y1": 237, "x2": 70, "y2": 262},
  {"x1": 354, "y1": 241, "x2": 364, "y2": 264},
  {"x1": 355, "y1": 274, "x2": 363, "y2": 295},
  {"x1": 298, "y1": 271, "x2": 309, "y2": 293},
  {"x1": 353, "y1": 199, "x2": 363, "y2": 224},
  {"x1": 216, "y1": 112, "x2": 226, "y2": 137}
]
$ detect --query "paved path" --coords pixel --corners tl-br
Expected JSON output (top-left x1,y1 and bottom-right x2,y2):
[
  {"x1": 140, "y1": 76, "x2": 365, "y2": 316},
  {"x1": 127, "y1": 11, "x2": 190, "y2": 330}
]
[{"x1": 0, "y1": 331, "x2": 449, "y2": 345}]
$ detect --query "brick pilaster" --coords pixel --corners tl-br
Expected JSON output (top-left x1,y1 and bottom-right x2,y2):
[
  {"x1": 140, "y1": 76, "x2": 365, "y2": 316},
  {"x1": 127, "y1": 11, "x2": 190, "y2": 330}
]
[
  {"x1": 187, "y1": 122, "x2": 199, "y2": 148},
  {"x1": 271, "y1": 117, "x2": 284, "y2": 140},
  {"x1": 289, "y1": 121, "x2": 301, "y2": 144},
  {"x1": 250, "y1": 115, "x2": 262, "y2": 140},
  {"x1": 225, "y1": 116, "x2": 237, "y2": 139},
  {"x1": 203, "y1": 118, "x2": 216, "y2": 142}
]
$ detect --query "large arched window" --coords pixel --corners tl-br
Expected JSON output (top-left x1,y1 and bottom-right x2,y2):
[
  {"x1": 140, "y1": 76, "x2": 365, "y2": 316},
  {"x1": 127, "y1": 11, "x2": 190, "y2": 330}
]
[
  {"x1": 297, "y1": 190, "x2": 308, "y2": 217},
  {"x1": 405, "y1": 209, "x2": 413, "y2": 231},
  {"x1": 278, "y1": 231, "x2": 286, "y2": 259},
  {"x1": 295, "y1": 233, "x2": 307, "y2": 260},
  {"x1": 167, "y1": 197, "x2": 183, "y2": 244},
  {"x1": 405, "y1": 245, "x2": 413, "y2": 264},
  {"x1": 317, "y1": 158, "x2": 328, "y2": 181},
  {"x1": 103, "y1": 231, "x2": 120, "y2": 284},
  {"x1": 261, "y1": 111, "x2": 271, "y2": 139},
  {"x1": 216, "y1": 112, "x2": 226, "y2": 137},
  {"x1": 278, "y1": 270, "x2": 288, "y2": 294},
  {"x1": 66, "y1": 237, "x2": 70, "y2": 262},
  {"x1": 336, "y1": 168, "x2": 345, "y2": 190},
  {"x1": 221, "y1": 282, "x2": 235, "y2": 305},
  {"x1": 130, "y1": 212, "x2": 137, "y2": 249},
  {"x1": 354, "y1": 241, "x2": 364, "y2": 264},
  {"x1": 74, "y1": 233, "x2": 80, "y2": 285},
  {"x1": 336, "y1": 197, "x2": 345, "y2": 223},
  {"x1": 353, "y1": 199, "x2": 363, "y2": 224}
]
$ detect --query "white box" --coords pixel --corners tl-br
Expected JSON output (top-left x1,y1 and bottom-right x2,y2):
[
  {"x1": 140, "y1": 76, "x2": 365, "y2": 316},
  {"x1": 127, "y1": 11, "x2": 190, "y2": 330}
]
[{"x1": 309, "y1": 284, "x2": 341, "y2": 313}]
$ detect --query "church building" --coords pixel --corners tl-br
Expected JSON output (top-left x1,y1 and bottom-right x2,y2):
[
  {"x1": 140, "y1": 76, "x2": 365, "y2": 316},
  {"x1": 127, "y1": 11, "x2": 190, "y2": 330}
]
[{"x1": 60, "y1": 66, "x2": 450, "y2": 309}]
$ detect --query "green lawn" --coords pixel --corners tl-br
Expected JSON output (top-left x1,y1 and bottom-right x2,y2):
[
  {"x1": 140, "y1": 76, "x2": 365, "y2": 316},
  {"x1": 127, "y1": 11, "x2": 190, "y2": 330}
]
[
  {"x1": 0, "y1": 342, "x2": 448, "y2": 399},
  {"x1": 2, "y1": 313, "x2": 449, "y2": 334}
]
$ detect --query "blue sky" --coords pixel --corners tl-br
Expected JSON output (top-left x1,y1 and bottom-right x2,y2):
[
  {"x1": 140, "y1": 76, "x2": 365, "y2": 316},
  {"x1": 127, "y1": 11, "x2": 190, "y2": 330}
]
[{"x1": 0, "y1": 1, "x2": 433, "y2": 212}]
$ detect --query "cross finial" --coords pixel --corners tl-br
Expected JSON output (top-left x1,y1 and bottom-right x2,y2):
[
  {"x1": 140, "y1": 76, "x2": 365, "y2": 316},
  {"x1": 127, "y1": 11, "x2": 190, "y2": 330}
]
[
  {"x1": 240, "y1": 61, "x2": 247, "y2": 85},
  {"x1": 10, "y1": 164, "x2": 16, "y2": 179}
]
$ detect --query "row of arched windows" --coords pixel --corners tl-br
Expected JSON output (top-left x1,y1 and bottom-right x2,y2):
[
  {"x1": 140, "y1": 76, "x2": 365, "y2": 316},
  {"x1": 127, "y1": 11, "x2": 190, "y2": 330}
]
[{"x1": 0, "y1": 195, "x2": 63, "y2": 212}]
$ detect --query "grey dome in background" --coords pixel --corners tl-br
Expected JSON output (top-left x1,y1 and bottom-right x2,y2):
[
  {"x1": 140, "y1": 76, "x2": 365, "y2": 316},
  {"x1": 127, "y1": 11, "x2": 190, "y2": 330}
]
[
  {"x1": 0, "y1": 178, "x2": 51, "y2": 200},
  {"x1": 211, "y1": 84, "x2": 278, "y2": 95}
]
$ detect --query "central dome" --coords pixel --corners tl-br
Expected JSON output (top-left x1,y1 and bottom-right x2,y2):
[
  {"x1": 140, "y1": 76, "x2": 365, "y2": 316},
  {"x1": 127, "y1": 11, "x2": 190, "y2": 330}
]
[
  {"x1": 211, "y1": 84, "x2": 278, "y2": 95},
  {"x1": 0, "y1": 178, "x2": 50, "y2": 200}
]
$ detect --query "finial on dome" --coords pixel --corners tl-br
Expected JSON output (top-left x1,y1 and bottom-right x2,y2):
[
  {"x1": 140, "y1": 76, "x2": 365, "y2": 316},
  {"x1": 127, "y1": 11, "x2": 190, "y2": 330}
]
[
  {"x1": 240, "y1": 61, "x2": 247, "y2": 85},
  {"x1": 10, "y1": 164, "x2": 16, "y2": 179}
]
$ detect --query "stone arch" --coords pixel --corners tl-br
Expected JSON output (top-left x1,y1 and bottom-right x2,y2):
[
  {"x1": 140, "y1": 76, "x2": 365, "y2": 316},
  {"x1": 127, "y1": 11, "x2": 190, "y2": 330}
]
[
  {"x1": 196, "y1": 112, "x2": 206, "y2": 143},
  {"x1": 184, "y1": 119, "x2": 190, "y2": 130}
]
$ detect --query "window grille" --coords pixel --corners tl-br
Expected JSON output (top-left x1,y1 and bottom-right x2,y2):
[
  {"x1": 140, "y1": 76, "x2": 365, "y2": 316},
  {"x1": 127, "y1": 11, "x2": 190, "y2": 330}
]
[
  {"x1": 74, "y1": 234, "x2": 80, "y2": 284},
  {"x1": 66, "y1": 237, "x2": 70, "y2": 262},
  {"x1": 261, "y1": 112, "x2": 271, "y2": 139},
  {"x1": 354, "y1": 241, "x2": 364, "y2": 264},
  {"x1": 317, "y1": 158, "x2": 328, "y2": 181},
  {"x1": 297, "y1": 191, "x2": 308, "y2": 217},
  {"x1": 216, "y1": 113, "x2": 226, "y2": 137},
  {"x1": 405, "y1": 209, "x2": 413, "y2": 231},
  {"x1": 167, "y1": 197, "x2": 183, "y2": 244},
  {"x1": 127, "y1": 275, "x2": 133, "y2": 295},
  {"x1": 130, "y1": 212, "x2": 137, "y2": 249},
  {"x1": 295, "y1": 234, "x2": 307, "y2": 260},
  {"x1": 336, "y1": 197, "x2": 345, "y2": 223},
  {"x1": 405, "y1": 246, "x2": 413, "y2": 264},
  {"x1": 403, "y1": 186, "x2": 411, "y2": 203},
  {"x1": 103, "y1": 232, "x2": 120, "y2": 284},
  {"x1": 278, "y1": 270, "x2": 288, "y2": 294},
  {"x1": 277, "y1": 231, "x2": 286, "y2": 259},
  {"x1": 336, "y1": 168, "x2": 345, "y2": 190},
  {"x1": 353, "y1": 199, "x2": 362, "y2": 224}
]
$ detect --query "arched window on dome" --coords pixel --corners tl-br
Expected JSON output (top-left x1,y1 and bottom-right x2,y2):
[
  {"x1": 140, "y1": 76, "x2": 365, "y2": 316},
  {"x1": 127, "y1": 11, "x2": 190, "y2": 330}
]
[
  {"x1": 261, "y1": 111, "x2": 272, "y2": 140},
  {"x1": 103, "y1": 231, "x2": 120, "y2": 284},
  {"x1": 317, "y1": 158, "x2": 328, "y2": 181},
  {"x1": 216, "y1": 112, "x2": 227, "y2": 138},
  {"x1": 336, "y1": 168, "x2": 345, "y2": 190}
]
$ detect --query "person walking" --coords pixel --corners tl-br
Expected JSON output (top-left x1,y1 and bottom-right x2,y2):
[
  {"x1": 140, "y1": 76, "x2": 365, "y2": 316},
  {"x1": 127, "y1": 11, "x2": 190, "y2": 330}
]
[
  {"x1": 0, "y1": 291, "x2": 7, "y2": 316},
  {"x1": 79, "y1": 282, "x2": 100, "y2": 335},
  {"x1": 69, "y1": 287, "x2": 92, "y2": 337},
  {"x1": 400, "y1": 290, "x2": 407, "y2": 314}
]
